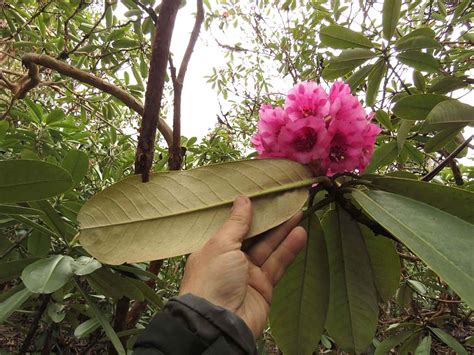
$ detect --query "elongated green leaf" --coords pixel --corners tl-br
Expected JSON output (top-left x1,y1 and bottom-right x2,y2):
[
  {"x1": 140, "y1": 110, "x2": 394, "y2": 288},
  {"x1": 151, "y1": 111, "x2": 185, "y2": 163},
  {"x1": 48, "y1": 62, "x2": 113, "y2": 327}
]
[
  {"x1": 366, "y1": 60, "x2": 386, "y2": 106},
  {"x1": 270, "y1": 214, "x2": 329, "y2": 355},
  {"x1": 29, "y1": 200, "x2": 74, "y2": 240},
  {"x1": 424, "y1": 125, "x2": 465, "y2": 153},
  {"x1": 392, "y1": 94, "x2": 450, "y2": 120},
  {"x1": 428, "y1": 76, "x2": 468, "y2": 94},
  {"x1": 62, "y1": 149, "x2": 89, "y2": 187},
  {"x1": 27, "y1": 231, "x2": 51, "y2": 257},
  {"x1": 396, "y1": 36, "x2": 441, "y2": 51},
  {"x1": 74, "y1": 318, "x2": 101, "y2": 338},
  {"x1": 397, "y1": 51, "x2": 440, "y2": 73},
  {"x1": 0, "y1": 160, "x2": 73, "y2": 203},
  {"x1": 413, "y1": 71, "x2": 426, "y2": 92},
  {"x1": 322, "y1": 66, "x2": 355, "y2": 80},
  {"x1": 0, "y1": 287, "x2": 33, "y2": 324},
  {"x1": 370, "y1": 177, "x2": 474, "y2": 223},
  {"x1": 320, "y1": 25, "x2": 374, "y2": 49},
  {"x1": 75, "y1": 281, "x2": 126, "y2": 355},
  {"x1": 415, "y1": 335, "x2": 432, "y2": 355},
  {"x1": 347, "y1": 65, "x2": 374, "y2": 92},
  {"x1": 327, "y1": 49, "x2": 376, "y2": 70},
  {"x1": 86, "y1": 268, "x2": 144, "y2": 300},
  {"x1": 72, "y1": 256, "x2": 102, "y2": 276},
  {"x1": 397, "y1": 120, "x2": 415, "y2": 152},
  {"x1": 383, "y1": 0, "x2": 402, "y2": 40},
  {"x1": 352, "y1": 190, "x2": 474, "y2": 308},
  {"x1": 429, "y1": 327, "x2": 468, "y2": 355},
  {"x1": 0, "y1": 204, "x2": 42, "y2": 216},
  {"x1": 322, "y1": 207, "x2": 378, "y2": 354},
  {"x1": 375, "y1": 110, "x2": 393, "y2": 130},
  {"x1": 375, "y1": 331, "x2": 412, "y2": 355},
  {"x1": 423, "y1": 100, "x2": 474, "y2": 130},
  {"x1": 364, "y1": 141, "x2": 398, "y2": 174},
  {"x1": 78, "y1": 159, "x2": 314, "y2": 264},
  {"x1": 21, "y1": 255, "x2": 75, "y2": 294},
  {"x1": 362, "y1": 226, "x2": 401, "y2": 301}
]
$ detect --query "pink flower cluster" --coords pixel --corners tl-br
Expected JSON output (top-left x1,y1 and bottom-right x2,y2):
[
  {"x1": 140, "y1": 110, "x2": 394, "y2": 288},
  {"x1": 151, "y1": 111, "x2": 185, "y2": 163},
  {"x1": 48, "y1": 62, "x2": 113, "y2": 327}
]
[{"x1": 251, "y1": 81, "x2": 381, "y2": 176}]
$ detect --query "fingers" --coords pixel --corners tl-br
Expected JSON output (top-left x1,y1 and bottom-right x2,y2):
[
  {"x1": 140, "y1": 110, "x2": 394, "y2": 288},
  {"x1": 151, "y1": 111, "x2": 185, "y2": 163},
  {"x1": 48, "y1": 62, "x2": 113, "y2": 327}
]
[
  {"x1": 247, "y1": 212, "x2": 303, "y2": 266},
  {"x1": 206, "y1": 196, "x2": 253, "y2": 252},
  {"x1": 261, "y1": 226, "x2": 307, "y2": 285}
]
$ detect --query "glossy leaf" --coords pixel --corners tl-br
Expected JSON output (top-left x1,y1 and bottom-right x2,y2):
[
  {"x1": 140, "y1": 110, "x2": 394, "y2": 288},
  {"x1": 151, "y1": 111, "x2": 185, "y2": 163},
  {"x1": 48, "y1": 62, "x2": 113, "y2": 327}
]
[
  {"x1": 397, "y1": 51, "x2": 440, "y2": 73},
  {"x1": 0, "y1": 160, "x2": 73, "y2": 203},
  {"x1": 383, "y1": 0, "x2": 402, "y2": 40},
  {"x1": 414, "y1": 335, "x2": 431, "y2": 355},
  {"x1": 352, "y1": 190, "x2": 474, "y2": 308},
  {"x1": 371, "y1": 177, "x2": 474, "y2": 223},
  {"x1": 429, "y1": 327, "x2": 468, "y2": 355},
  {"x1": 320, "y1": 25, "x2": 374, "y2": 49},
  {"x1": 21, "y1": 255, "x2": 76, "y2": 294},
  {"x1": 74, "y1": 318, "x2": 101, "y2": 338},
  {"x1": 270, "y1": 214, "x2": 329, "y2": 355},
  {"x1": 72, "y1": 256, "x2": 102, "y2": 276},
  {"x1": 0, "y1": 287, "x2": 33, "y2": 324},
  {"x1": 392, "y1": 94, "x2": 450, "y2": 120},
  {"x1": 322, "y1": 207, "x2": 378, "y2": 354},
  {"x1": 428, "y1": 76, "x2": 468, "y2": 94},
  {"x1": 61, "y1": 149, "x2": 89, "y2": 187},
  {"x1": 78, "y1": 159, "x2": 314, "y2": 264},
  {"x1": 362, "y1": 226, "x2": 401, "y2": 301}
]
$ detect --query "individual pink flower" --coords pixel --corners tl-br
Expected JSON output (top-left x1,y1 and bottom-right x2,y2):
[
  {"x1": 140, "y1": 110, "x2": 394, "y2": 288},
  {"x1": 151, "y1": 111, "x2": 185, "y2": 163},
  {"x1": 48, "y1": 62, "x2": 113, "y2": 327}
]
[
  {"x1": 327, "y1": 81, "x2": 367, "y2": 128},
  {"x1": 251, "y1": 104, "x2": 288, "y2": 158},
  {"x1": 278, "y1": 117, "x2": 330, "y2": 164},
  {"x1": 285, "y1": 81, "x2": 330, "y2": 121}
]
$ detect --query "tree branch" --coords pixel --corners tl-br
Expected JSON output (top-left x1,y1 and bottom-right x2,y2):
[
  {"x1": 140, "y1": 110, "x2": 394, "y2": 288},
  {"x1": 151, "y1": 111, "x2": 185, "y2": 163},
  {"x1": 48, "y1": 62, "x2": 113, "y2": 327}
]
[
  {"x1": 134, "y1": 0, "x2": 181, "y2": 181},
  {"x1": 168, "y1": 0, "x2": 204, "y2": 171},
  {"x1": 17, "y1": 53, "x2": 172, "y2": 145}
]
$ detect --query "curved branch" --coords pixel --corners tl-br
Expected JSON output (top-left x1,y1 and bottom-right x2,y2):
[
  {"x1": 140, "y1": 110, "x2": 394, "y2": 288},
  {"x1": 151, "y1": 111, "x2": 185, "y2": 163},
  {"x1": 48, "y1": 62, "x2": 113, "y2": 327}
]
[{"x1": 20, "y1": 53, "x2": 173, "y2": 146}]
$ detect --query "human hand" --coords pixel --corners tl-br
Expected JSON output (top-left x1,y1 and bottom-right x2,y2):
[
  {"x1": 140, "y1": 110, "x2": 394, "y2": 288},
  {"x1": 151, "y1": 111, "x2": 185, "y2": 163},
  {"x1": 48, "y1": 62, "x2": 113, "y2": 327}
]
[{"x1": 179, "y1": 195, "x2": 307, "y2": 338}]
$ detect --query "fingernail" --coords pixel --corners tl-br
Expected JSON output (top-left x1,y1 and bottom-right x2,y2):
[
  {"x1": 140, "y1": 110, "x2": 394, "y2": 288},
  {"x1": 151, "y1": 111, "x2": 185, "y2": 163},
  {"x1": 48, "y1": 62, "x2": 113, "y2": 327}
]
[{"x1": 233, "y1": 195, "x2": 249, "y2": 208}]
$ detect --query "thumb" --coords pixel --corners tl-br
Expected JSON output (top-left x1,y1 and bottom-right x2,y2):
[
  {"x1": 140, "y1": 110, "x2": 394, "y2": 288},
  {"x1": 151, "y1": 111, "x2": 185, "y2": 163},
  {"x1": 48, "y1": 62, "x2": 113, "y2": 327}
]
[{"x1": 212, "y1": 196, "x2": 253, "y2": 249}]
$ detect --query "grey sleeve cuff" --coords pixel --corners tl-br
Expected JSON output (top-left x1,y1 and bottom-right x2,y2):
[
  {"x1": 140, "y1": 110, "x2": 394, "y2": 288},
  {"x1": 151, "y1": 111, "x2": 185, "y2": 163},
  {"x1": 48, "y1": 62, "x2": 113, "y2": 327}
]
[{"x1": 165, "y1": 293, "x2": 257, "y2": 355}]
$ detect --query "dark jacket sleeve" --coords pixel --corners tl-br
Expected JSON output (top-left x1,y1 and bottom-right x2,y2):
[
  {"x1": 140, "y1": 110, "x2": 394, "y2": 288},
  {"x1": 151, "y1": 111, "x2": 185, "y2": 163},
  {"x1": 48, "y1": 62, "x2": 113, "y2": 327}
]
[{"x1": 133, "y1": 294, "x2": 257, "y2": 355}]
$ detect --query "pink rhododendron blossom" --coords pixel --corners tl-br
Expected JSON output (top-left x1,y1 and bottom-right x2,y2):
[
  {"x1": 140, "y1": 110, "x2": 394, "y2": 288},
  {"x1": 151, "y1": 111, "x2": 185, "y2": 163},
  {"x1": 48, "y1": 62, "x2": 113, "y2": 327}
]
[
  {"x1": 285, "y1": 81, "x2": 330, "y2": 121},
  {"x1": 251, "y1": 80, "x2": 381, "y2": 176}
]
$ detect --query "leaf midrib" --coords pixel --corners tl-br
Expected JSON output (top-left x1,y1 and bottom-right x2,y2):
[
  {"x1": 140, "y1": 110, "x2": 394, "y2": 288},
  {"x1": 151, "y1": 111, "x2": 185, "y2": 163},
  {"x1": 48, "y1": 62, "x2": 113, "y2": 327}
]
[{"x1": 80, "y1": 177, "x2": 317, "y2": 230}]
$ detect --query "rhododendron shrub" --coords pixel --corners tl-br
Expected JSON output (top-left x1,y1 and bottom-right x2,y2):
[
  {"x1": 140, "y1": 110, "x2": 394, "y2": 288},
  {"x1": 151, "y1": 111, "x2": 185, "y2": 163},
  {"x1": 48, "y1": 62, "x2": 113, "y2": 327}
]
[{"x1": 252, "y1": 81, "x2": 381, "y2": 175}]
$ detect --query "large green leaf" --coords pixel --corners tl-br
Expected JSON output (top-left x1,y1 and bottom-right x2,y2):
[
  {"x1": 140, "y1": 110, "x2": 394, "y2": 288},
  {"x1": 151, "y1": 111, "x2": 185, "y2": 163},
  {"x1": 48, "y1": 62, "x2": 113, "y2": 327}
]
[
  {"x1": 320, "y1": 25, "x2": 374, "y2": 49},
  {"x1": 362, "y1": 226, "x2": 401, "y2": 301},
  {"x1": 397, "y1": 120, "x2": 415, "y2": 152},
  {"x1": 322, "y1": 207, "x2": 379, "y2": 354},
  {"x1": 370, "y1": 177, "x2": 474, "y2": 223},
  {"x1": 364, "y1": 141, "x2": 398, "y2": 174},
  {"x1": 422, "y1": 100, "x2": 474, "y2": 131},
  {"x1": 327, "y1": 49, "x2": 376, "y2": 70},
  {"x1": 414, "y1": 335, "x2": 432, "y2": 355},
  {"x1": 429, "y1": 327, "x2": 468, "y2": 355},
  {"x1": 0, "y1": 287, "x2": 33, "y2": 324},
  {"x1": 382, "y1": 0, "x2": 402, "y2": 40},
  {"x1": 396, "y1": 36, "x2": 441, "y2": 51},
  {"x1": 397, "y1": 51, "x2": 440, "y2": 73},
  {"x1": 366, "y1": 59, "x2": 386, "y2": 106},
  {"x1": 347, "y1": 65, "x2": 374, "y2": 92},
  {"x1": 392, "y1": 94, "x2": 450, "y2": 120},
  {"x1": 0, "y1": 160, "x2": 73, "y2": 203},
  {"x1": 78, "y1": 159, "x2": 314, "y2": 264},
  {"x1": 21, "y1": 255, "x2": 76, "y2": 294},
  {"x1": 424, "y1": 125, "x2": 465, "y2": 153},
  {"x1": 428, "y1": 76, "x2": 468, "y2": 94},
  {"x1": 352, "y1": 190, "x2": 474, "y2": 308},
  {"x1": 270, "y1": 214, "x2": 329, "y2": 355},
  {"x1": 375, "y1": 331, "x2": 412, "y2": 355},
  {"x1": 61, "y1": 149, "x2": 89, "y2": 187}
]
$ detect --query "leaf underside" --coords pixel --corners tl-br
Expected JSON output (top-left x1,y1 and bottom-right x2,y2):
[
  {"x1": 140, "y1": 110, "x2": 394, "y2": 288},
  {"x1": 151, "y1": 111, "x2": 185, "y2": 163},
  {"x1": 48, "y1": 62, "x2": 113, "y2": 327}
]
[{"x1": 78, "y1": 159, "x2": 313, "y2": 264}]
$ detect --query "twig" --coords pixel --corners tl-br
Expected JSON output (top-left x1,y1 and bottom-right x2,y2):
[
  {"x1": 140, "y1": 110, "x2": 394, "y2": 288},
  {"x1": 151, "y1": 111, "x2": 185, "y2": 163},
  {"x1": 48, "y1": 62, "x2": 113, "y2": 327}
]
[
  {"x1": 19, "y1": 294, "x2": 51, "y2": 355},
  {"x1": 134, "y1": 0, "x2": 181, "y2": 182},
  {"x1": 422, "y1": 135, "x2": 472, "y2": 181},
  {"x1": 134, "y1": 0, "x2": 158, "y2": 25},
  {"x1": 168, "y1": 0, "x2": 204, "y2": 171}
]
